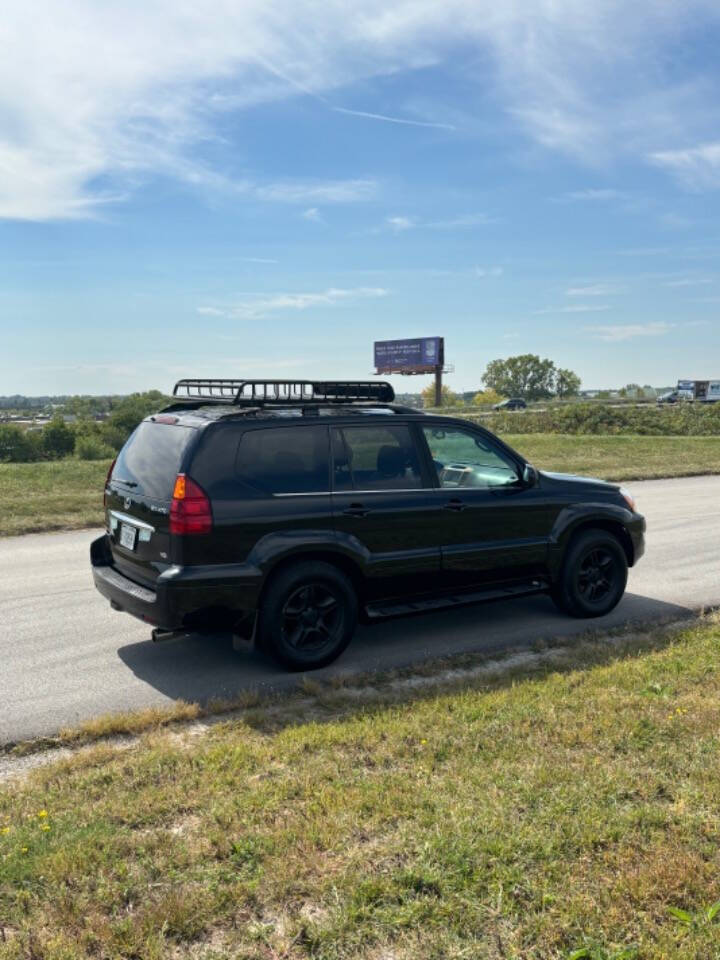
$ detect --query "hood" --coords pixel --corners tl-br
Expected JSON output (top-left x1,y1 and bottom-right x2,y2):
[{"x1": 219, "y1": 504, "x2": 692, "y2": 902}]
[{"x1": 540, "y1": 470, "x2": 619, "y2": 491}]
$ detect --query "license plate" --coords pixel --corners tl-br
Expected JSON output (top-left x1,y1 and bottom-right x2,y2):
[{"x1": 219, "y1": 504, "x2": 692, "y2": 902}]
[{"x1": 119, "y1": 522, "x2": 137, "y2": 551}]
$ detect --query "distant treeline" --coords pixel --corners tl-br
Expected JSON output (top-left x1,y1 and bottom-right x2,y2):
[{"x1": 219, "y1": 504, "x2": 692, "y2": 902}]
[
  {"x1": 468, "y1": 402, "x2": 720, "y2": 436},
  {"x1": 0, "y1": 391, "x2": 168, "y2": 462},
  {"x1": 0, "y1": 394, "x2": 128, "y2": 413}
]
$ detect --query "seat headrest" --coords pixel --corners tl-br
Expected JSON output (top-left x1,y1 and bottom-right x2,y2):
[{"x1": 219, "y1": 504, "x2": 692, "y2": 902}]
[{"x1": 377, "y1": 444, "x2": 406, "y2": 478}]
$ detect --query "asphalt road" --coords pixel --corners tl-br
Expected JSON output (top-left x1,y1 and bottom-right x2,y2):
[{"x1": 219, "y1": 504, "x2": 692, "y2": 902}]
[{"x1": 2, "y1": 474, "x2": 719, "y2": 745}]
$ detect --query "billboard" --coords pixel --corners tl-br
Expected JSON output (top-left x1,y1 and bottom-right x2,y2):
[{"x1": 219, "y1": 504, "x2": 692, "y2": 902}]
[{"x1": 374, "y1": 337, "x2": 444, "y2": 374}]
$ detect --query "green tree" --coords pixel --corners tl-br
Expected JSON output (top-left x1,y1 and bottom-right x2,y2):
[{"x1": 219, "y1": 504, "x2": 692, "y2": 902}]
[
  {"x1": 420, "y1": 383, "x2": 459, "y2": 408},
  {"x1": 482, "y1": 354, "x2": 557, "y2": 401},
  {"x1": 472, "y1": 388, "x2": 503, "y2": 406},
  {"x1": 0, "y1": 425, "x2": 42, "y2": 462},
  {"x1": 555, "y1": 368, "x2": 581, "y2": 399},
  {"x1": 104, "y1": 390, "x2": 167, "y2": 448},
  {"x1": 42, "y1": 417, "x2": 75, "y2": 459}
]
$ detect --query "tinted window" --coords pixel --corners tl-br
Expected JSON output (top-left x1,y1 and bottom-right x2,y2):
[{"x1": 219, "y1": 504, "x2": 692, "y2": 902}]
[
  {"x1": 422, "y1": 425, "x2": 520, "y2": 488},
  {"x1": 237, "y1": 426, "x2": 329, "y2": 494},
  {"x1": 112, "y1": 422, "x2": 195, "y2": 499},
  {"x1": 333, "y1": 425, "x2": 423, "y2": 491}
]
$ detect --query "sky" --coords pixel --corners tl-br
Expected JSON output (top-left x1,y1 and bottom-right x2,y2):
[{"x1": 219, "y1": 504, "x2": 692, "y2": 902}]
[{"x1": 2, "y1": 1, "x2": 720, "y2": 396}]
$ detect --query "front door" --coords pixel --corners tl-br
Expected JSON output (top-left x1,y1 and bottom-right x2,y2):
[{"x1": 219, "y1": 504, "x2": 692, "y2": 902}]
[
  {"x1": 420, "y1": 424, "x2": 556, "y2": 588},
  {"x1": 331, "y1": 423, "x2": 442, "y2": 600}
]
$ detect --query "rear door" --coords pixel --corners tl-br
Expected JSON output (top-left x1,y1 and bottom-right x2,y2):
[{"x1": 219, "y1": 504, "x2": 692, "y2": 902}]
[
  {"x1": 330, "y1": 422, "x2": 442, "y2": 600},
  {"x1": 419, "y1": 423, "x2": 557, "y2": 588},
  {"x1": 189, "y1": 422, "x2": 336, "y2": 566},
  {"x1": 105, "y1": 419, "x2": 197, "y2": 586}
]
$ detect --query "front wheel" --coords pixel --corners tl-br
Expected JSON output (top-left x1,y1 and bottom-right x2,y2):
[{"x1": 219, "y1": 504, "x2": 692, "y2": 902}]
[
  {"x1": 257, "y1": 561, "x2": 358, "y2": 670},
  {"x1": 552, "y1": 529, "x2": 628, "y2": 618}
]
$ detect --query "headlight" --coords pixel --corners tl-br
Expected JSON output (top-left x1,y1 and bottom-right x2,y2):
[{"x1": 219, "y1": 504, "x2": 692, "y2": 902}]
[{"x1": 620, "y1": 487, "x2": 636, "y2": 512}]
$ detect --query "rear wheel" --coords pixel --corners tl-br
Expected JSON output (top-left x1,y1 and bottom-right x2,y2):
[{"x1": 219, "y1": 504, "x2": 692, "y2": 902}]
[
  {"x1": 257, "y1": 561, "x2": 358, "y2": 670},
  {"x1": 552, "y1": 529, "x2": 628, "y2": 618}
]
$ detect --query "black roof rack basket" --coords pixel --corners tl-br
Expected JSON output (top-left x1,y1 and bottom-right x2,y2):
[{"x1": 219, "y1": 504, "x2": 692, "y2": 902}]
[{"x1": 172, "y1": 379, "x2": 395, "y2": 405}]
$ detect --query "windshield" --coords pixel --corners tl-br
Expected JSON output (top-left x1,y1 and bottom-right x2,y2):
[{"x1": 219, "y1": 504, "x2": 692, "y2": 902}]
[{"x1": 111, "y1": 421, "x2": 195, "y2": 499}]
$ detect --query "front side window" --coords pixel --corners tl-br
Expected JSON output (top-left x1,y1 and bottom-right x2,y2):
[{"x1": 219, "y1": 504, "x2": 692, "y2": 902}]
[
  {"x1": 422, "y1": 425, "x2": 520, "y2": 488},
  {"x1": 236, "y1": 426, "x2": 329, "y2": 495},
  {"x1": 333, "y1": 425, "x2": 423, "y2": 491}
]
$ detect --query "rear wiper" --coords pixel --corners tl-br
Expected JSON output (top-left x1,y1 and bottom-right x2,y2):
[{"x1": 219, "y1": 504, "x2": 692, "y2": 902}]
[{"x1": 112, "y1": 478, "x2": 138, "y2": 488}]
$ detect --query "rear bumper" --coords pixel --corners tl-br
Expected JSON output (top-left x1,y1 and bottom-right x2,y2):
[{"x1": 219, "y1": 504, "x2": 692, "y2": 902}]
[{"x1": 90, "y1": 534, "x2": 263, "y2": 632}]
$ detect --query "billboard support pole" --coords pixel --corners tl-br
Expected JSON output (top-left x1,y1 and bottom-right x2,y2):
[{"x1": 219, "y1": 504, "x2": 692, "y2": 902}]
[{"x1": 434, "y1": 364, "x2": 442, "y2": 407}]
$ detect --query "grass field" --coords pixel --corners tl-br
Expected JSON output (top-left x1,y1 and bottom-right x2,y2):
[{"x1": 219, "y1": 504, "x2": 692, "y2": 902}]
[
  {"x1": 2, "y1": 619, "x2": 720, "y2": 957},
  {"x1": 509, "y1": 434, "x2": 720, "y2": 482},
  {"x1": 2, "y1": 435, "x2": 720, "y2": 537},
  {"x1": 0, "y1": 459, "x2": 109, "y2": 537}
]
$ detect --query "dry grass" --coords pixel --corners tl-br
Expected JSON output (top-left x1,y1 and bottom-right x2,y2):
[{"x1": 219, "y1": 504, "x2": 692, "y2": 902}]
[
  {"x1": 2, "y1": 618, "x2": 720, "y2": 958},
  {"x1": 0, "y1": 459, "x2": 110, "y2": 536}
]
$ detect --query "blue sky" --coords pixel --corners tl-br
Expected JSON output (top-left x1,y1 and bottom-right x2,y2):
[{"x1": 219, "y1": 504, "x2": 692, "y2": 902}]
[{"x1": 2, "y1": 0, "x2": 720, "y2": 395}]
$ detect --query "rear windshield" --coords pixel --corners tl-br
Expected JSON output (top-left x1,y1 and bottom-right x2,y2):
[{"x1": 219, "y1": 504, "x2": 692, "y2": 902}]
[{"x1": 112, "y1": 422, "x2": 195, "y2": 499}]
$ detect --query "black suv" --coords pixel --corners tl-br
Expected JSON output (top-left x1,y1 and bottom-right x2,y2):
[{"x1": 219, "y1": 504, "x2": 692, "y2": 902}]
[{"x1": 91, "y1": 379, "x2": 645, "y2": 670}]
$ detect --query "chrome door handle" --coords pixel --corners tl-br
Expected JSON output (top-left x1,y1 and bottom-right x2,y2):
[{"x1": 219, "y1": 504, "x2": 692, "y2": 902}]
[{"x1": 444, "y1": 498, "x2": 466, "y2": 512}]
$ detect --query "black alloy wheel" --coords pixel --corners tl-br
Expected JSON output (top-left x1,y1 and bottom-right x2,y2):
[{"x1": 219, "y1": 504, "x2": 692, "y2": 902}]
[
  {"x1": 281, "y1": 582, "x2": 344, "y2": 654},
  {"x1": 576, "y1": 547, "x2": 617, "y2": 605},
  {"x1": 258, "y1": 561, "x2": 358, "y2": 670},
  {"x1": 552, "y1": 529, "x2": 628, "y2": 618}
]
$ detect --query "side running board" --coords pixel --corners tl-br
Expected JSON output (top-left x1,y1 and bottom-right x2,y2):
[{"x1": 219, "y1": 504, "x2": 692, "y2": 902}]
[{"x1": 365, "y1": 580, "x2": 548, "y2": 620}]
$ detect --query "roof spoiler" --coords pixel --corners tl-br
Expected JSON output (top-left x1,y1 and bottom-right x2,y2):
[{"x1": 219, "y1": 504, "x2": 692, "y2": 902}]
[{"x1": 172, "y1": 379, "x2": 395, "y2": 405}]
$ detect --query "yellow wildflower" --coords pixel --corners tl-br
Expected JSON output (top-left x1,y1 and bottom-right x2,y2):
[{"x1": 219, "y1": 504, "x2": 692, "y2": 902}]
[
  {"x1": 0, "y1": 826, "x2": 10, "y2": 835},
  {"x1": 37, "y1": 810, "x2": 48, "y2": 819}
]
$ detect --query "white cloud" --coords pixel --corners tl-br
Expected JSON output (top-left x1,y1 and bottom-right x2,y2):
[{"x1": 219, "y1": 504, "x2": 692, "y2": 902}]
[
  {"x1": 566, "y1": 283, "x2": 622, "y2": 296},
  {"x1": 255, "y1": 180, "x2": 376, "y2": 203},
  {"x1": 559, "y1": 189, "x2": 627, "y2": 202},
  {"x1": 198, "y1": 286, "x2": 388, "y2": 319},
  {"x1": 475, "y1": 266, "x2": 503, "y2": 278},
  {"x1": 649, "y1": 142, "x2": 720, "y2": 189},
  {"x1": 239, "y1": 257, "x2": 278, "y2": 264},
  {"x1": 385, "y1": 212, "x2": 494, "y2": 232},
  {"x1": 661, "y1": 277, "x2": 713, "y2": 287},
  {"x1": 588, "y1": 322, "x2": 674, "y2": 341},
  {"x1": 301, "y1": 207, "x2": 323, "y2": 222},
  {"x1": 428, "y1": 213, "x2": 496, "y2": 229},
  {"x1": 4, "y1": 0, "x2": 720, "y2": 219},
  {"x1": 535, "y1": 304, "x2": 610, "y2": 315},
  {"x1": 332, "y1": 107, "x2": 455, "y2": 130},
  {"x1": 386, "y1": 216, "x2": 416, "y2": 232}
]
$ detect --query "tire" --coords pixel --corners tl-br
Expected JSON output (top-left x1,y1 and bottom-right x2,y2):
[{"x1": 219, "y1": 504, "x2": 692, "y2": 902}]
[
  {"x1": 551, "y1": 529, "x2": 628, "y2": 618},
  {"x1": 257, "y1": 561, "x2": 358, "y2": 670}
]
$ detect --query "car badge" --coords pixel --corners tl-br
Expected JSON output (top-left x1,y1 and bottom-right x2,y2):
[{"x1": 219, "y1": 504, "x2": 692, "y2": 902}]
[{"x1": 124, "y1": 497, "x2": 132, "y2": 510}]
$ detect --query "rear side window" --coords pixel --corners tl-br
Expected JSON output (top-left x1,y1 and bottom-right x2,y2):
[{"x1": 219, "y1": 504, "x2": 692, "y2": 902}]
[
  {"x1": 333, "y1": 424, "x2": 423, "y2": 491},
  {"x1": 236, "y1": 426, "x2": 329, "y2": 495},
  {"x1": 112, "y1": 422, "x2": 195, "y2": 499}
]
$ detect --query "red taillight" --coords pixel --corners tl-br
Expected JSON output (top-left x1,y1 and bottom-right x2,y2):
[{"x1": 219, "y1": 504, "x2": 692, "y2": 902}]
[
  {"x1": 103, "y1": 457, "x2": 117, "y2": 508},
  {"x1": 169, "y1": 473, "x2": 212, "y2": 535}
]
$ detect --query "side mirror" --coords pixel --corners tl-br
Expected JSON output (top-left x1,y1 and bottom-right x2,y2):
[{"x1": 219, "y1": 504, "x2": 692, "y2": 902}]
[{"x1": 522, "y1": 463, "x2": 539, "y2": 487}]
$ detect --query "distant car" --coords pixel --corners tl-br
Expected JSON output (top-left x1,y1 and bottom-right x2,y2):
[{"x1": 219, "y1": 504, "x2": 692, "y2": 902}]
[
  {"x1": 493, "y1": 398, "x2": 527, "y2": 411},
  {"x1": 656, "y1": 391, "x2": 679, "y2": 405}
]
